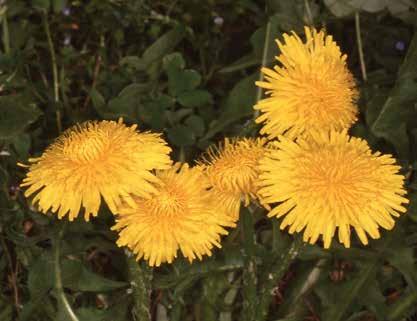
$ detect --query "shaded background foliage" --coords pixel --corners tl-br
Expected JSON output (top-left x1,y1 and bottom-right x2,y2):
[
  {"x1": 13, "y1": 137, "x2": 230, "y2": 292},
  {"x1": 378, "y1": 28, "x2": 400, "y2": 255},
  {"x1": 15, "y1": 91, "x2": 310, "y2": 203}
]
[{"x1": 1, "y1": 0, "x2": 417, "y2": 320}]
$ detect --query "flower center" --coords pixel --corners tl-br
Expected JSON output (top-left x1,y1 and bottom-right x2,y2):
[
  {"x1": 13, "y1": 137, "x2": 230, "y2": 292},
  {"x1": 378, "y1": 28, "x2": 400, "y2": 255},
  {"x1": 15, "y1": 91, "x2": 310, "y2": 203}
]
[
  {"x1": 210, "y1": 154, "x2": 259, "y2": 194},
  {"x1": 147, "y1": 184, "x2": 187, "y2": 217},
  {"x1": 62, "y1": 132, "x2": 107, "y2": 162},
  {"x1": 299, "y1": 149, "x2": 373, "y2": 204},
  {"x1": 299, "y1": 77, "x2": 342, "y2": 121}
]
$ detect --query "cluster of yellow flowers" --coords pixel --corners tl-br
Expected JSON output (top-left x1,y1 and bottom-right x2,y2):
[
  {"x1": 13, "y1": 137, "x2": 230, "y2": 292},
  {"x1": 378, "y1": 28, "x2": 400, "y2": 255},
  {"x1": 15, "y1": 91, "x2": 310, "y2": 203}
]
[
  {"x1": 255, "y1": 27, "x2": 408, "y2": 248},
  {"x1": 20, "y1": 26, "x2": 408, "y2": 267}
]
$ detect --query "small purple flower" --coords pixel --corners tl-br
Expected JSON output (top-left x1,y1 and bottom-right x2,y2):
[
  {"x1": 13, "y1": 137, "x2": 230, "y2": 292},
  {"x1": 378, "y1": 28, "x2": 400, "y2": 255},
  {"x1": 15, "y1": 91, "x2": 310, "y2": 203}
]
[
  {"x1": 214, "y1": 16, "x2": 224, "y2": 26},
  {"x1": 62, "y1": 7, "x2": 71, "y2": 16},
  {"x1": 395, "y1": 41, "x2": 405, "y2": 51}
]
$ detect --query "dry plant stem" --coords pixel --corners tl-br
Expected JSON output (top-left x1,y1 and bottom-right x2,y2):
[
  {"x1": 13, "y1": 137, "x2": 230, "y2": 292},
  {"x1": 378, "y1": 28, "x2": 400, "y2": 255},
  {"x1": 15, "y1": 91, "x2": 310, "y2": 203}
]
[
  {"x1": 43, "y1": 12, "x2": 62, "y2": 133},
  {"x1": 0, "y1": 234, "x2": 20, "y2": 312},
  {"x1": 355, "y1": 12, "x2": 367, "y2": 82},
  {"x1": 304, "y1": 0, "x2": 314, "y2": 25},
  {"x1": 296, "y1": 258, "x2": 327, "y2": 299},
  {"x1": 126, "y1": 251, "x2": 153, "y2": 321},
  {"x1": 254, "y1": 20, "x2": 272, "y2": 118},
  {"x1": 53, "y1": 225, "x2": 80, "y2": 321}
]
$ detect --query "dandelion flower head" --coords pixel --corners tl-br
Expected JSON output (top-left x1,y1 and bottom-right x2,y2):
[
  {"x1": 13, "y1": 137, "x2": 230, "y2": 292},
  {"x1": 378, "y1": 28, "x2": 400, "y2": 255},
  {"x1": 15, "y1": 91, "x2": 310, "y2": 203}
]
[
  {"x1": 198, "y1": 137, "x2": 267, "y2": 221},
  {"x1": 258, "y1": 130, "x2": 408, "y2": 248},
  {"x1": 20, "y1": 119, "x2": 172, "y2": 221},
  {"x1": 112, "y1": 163, "x2": 235, "y2": 267},
  {"x1": 255, "y1": 26, "x2": 358, "y2": 139}
]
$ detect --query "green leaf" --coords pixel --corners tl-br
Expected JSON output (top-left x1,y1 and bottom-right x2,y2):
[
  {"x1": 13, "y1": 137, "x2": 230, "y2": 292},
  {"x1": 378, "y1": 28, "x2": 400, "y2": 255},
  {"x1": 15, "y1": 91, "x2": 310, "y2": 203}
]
[
  {"x1": 76, "y1": 304, "x2": 128, "y2": 321},
  {"x1": 52, "y1": 0, "x2": 66, "y2": 12},
  {"x1": 386, "y1": 246, "x2": 417, "y2": 291},
  {"x1": 163, "y1": 52, "x2": 186, "y2": 71},
  {"x1": 185, "y1": 115, "x2": 205, "y2": 137},
  {"x1": 60, "y1": 258, "x2": 127, "y2": 292},
  {"x1": 406, "y1": 192, "x2": 417, "y2": 222},
  {"x1": 386, "y1": 290, "x2": 417, "y2": 321},
  {"x1": 141, "y1": 94, "x2": 174, "y2": 129},
  {"x1": 119, "y1": 56, "x2": 145, "y2": 70},
  {"x1": 11, "y1": 133, "x2": 30, "y2": 159},
  {"x1": 0, "y1": 96, "x2": 42, "y2": 140},
  {"x1": 387, "y1": 0, "x2": 417, "y2": 24},
  {"x1": 28, "y1": 253, "x2": 54, "y2": 299},
  {"x1": 321, "y1": 231, "x2": 397, "y2": 321},
  {"x1": 0, "y1": 299, "x2": 13, "y2": 321},
  {"x1": 92, "y1": 84, "x2": 145, "y2": 121},
  {"x1": 324, "y1": 0, "x2": 386, "y2": 17},
  {"x1": 177, "y1": 90, "x2": 213, "y2": 108},
  {"x1": 168, "y1": 69, "x2": 202, "y2": 97},
  {"x1": 218, "y1": 53, "x2": 260, "y2": 73},
  {"x1": 32, "y1": 0, "x2": 50, "y2": 10},
  {"x1": 203, "y1": 73, "x2": 258, "y2": 140},
  {"x1": 167, "y1": 125, "x2": 196, "y2": 147},
  {"x1": 90, "y1": 88, "x2": 106, "y2": 110},
  {"x1": 141, "y1": 25, "x2": 186, "y2": 67},
  {"x1": 371, "y1": 32, "x2": 417, "y2": 158}
]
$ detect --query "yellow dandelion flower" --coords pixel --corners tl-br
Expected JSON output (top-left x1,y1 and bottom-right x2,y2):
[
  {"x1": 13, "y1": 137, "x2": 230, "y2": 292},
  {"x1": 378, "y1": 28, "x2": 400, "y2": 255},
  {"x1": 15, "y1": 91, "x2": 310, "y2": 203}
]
[
  {"x1": 198, "y1": 137, "x2": 267, "y2": 221},
  {"x1": 112, "y1": 163, "x2": 235, "y2": 267},
  {"x1": 20, "y1": 119, "x2": 172, "y2": 221},
  {"x1": 258, "y1": 130, "x2": 408, "y2": 248},
  {"x1": 255, "y1": 26, "x2": 358, "y2": 139}
]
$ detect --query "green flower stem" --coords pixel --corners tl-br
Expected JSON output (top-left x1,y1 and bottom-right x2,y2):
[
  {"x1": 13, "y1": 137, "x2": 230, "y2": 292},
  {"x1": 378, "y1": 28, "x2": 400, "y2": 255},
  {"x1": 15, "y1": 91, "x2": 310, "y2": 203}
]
[
  {"x1": 53, "y1": 224, "x2": 79, "y2": 321},
  {"x1": 256, "y1": 236, "x2": 303, "y2": 321},
  {"x1": 241, "y1": 209, "x2": 258, "y2": 321},
  {"x1": 1, "y1": 7, "x2": 10, "y2": 54},
  {"x1": 355, "y1": 12, "x2": 367, "y2": 82},
  {"x1": 42, "y1": 11, "x2": 62, "y2": 133},
  {"x1": 125, "y1": 251, "x2": 153, "y2": 321}
]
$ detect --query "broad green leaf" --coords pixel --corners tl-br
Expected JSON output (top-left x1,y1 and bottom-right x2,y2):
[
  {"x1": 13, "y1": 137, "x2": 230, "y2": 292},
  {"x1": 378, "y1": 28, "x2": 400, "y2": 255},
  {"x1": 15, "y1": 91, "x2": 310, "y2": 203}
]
[
  {"x1": 168, "y1": 69, "x2": 202, "y2": 97},
  {"x1": 406, "y1": 192, "x2": 417, "y2": 222},
  {"x1": 386, "y1": 246, "x2": 417, "y2": 290},
  {"x1": 371, "y1": 32, "x2": 417, "y2": 158},
  {"x1": 177, "y1": 90, "x2": 213, "y2": 108},
  {"x1": 0, "y1": 299, "x2": 13, "y2": 321},
  {"x1": 0, "y1": 96, "x2": 42, "y2": 140},
  {"x1": 119, "y1": 56, "x2": 145, "y2": 70},
  {"x1": 203, "y1": 73, "x2": 258, "y2": 140},
  {"x1": 11, "y1": 133, "x2": 30, "y2": 159},
  {"x1": 387, "y1": 0, "x2": 417, "y2": 24},
  {"x1": 163, "y1": 52, "x2": 186, "y2": 71},
  {"x1": 92, "y1": 85, "x2": 144, "y2": 121},
  {"x1": 141, "y1": 94, "x2": 174, "y2": 129},
  {"x1": 141, "y1": 25, "x2": 186, "y2": 67},
  {"x1": 89, "y1": 88, "x2": 106, "y2": 110},
  {"x1": 52, "y1": 0, "x2": 66, "y2": 12},
  {"x1": 250, "y1": 18, "x2": 279, "y2": 61},
  {"x1": 32, "y1": 0, "x2": 50, "y2": 10},
  {"x1": 324, "y1": 0, "x2": 386, "y2": 17},
  {"x1": 167, "y1": 125, "x2": 196, "y2": 147},
  {"x1": 321, "y1": 232, "x2": 397, "y2": 321},
  {"x1": 60, "y1": 258, "x2": 127, "y2": 292},
  {"x1": 218, "y1": 54, "x2": 260, "y2": 73},
  {"x1": 28, "y1": 253, "x2": 54, "y2": 299},
  {"x1": 185, "y1": 115, "x2": 205, "y2": 137}
]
